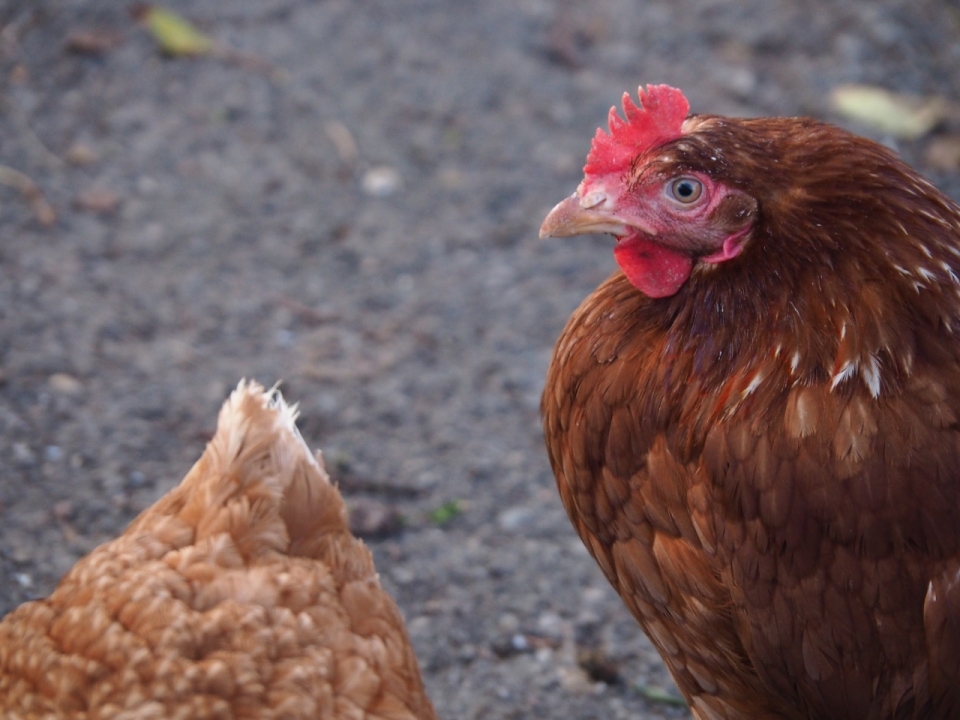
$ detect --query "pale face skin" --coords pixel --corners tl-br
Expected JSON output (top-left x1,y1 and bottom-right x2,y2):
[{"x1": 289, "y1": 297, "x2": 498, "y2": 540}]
[{"x1": 541, "y1": 164, "x2": 754, "y2": 297}]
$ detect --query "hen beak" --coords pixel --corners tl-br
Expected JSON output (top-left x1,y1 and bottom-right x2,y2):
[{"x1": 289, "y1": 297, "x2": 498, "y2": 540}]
[{"x1": 539, "y1": 192, "x2": 629, "y2": 239}]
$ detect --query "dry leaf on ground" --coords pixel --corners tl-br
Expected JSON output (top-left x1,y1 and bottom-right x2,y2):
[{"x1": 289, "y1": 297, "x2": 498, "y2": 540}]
[{"x1": 830, "y1": 84, "x2": 951, "y2": 140}]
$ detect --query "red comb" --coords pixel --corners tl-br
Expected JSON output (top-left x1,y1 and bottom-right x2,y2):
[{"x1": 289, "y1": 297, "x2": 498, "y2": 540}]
[{"x1": 584, "y1": 85, "x2": 690, "y2": 176}]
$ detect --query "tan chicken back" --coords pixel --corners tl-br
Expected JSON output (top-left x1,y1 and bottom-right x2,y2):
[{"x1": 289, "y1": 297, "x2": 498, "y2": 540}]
[{"x1": 0, "y1": 380, "x2": 437, "y2": 720}]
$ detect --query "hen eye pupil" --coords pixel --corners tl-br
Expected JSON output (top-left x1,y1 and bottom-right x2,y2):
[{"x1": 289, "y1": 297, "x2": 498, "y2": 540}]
[{"x1": 671, "y1": 177, "x2": 702, "y2": 203}]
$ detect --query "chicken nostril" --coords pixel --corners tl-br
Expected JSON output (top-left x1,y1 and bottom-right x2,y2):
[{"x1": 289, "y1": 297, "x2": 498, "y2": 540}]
[{"x1": 580, "y1": 191, "x2": 607, "y2": 210}]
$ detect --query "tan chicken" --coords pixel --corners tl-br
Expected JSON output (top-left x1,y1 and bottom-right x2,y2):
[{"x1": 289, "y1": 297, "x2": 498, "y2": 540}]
[{"x1": 0, "y1": 380, "x2": 437, "y2": 720}]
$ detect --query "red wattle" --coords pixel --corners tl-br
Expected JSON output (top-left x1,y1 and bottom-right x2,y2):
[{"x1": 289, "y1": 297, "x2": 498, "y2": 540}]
[{"x1": 613, "y1": 235, "x2": 693, "y2": 298}]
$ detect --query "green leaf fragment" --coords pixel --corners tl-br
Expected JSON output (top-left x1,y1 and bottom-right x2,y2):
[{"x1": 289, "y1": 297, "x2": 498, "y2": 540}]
[
  {"x1": 145, "y1": 6, "x2": 215, "y2": 57},
  {"x1": 430, "y1": 500, "x2": 462, "y2": 525},
  {"x1": 634, "y1": 684, "x2": 688, "y2": 707}
]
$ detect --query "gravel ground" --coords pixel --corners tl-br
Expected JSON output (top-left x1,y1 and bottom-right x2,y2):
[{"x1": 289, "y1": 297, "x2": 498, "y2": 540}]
[{"x1": 2, "y1": 1, "x2": 960, "y2": 718}]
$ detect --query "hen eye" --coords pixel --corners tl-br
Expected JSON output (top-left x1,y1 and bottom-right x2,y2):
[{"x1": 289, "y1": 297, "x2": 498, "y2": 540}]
[{"x1": 669, "y1": 177, "x2": 703, "y2": 204}]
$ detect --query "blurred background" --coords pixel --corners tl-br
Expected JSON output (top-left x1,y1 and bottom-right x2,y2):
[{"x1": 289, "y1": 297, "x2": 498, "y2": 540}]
[{"x1": 1, "y1": 1, "x2": 958, "y2": 717}]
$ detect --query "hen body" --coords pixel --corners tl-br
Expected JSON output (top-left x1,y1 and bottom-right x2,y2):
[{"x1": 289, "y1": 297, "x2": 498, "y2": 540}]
[
  {"x1": 0, "y1": 381, "x2": 437, "y2": 720},
  {"x1": 541, "y1": 87, "x2": 960, "y2": 720}
]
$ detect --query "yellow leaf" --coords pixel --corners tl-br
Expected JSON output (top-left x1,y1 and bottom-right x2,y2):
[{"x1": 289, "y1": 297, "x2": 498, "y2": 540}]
[
  {"x1": 143, "y1": 6, "x2": 214, "y2": 57},
  {"x1": 830, "y1": 84, "x2": 948, "y2": 140}
]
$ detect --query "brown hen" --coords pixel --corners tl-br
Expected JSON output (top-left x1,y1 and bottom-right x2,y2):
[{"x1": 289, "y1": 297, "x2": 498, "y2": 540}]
[
  {"x1": 0, "y1": 380, "x2": 437, "y2": 720},
  {"x1": 540, "y1": 85, "x2": 960, "y2": 720}
]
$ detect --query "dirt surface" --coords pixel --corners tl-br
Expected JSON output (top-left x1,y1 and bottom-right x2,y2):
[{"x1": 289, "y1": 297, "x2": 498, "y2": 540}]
[{"x1": 2, "y1": 1, "x2": 960, "y2": 718}]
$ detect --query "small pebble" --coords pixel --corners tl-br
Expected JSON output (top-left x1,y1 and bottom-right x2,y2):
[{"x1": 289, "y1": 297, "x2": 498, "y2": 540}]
[
  {"x1": 128, "y1": 470, "x2": 148, "y2": 488},
  {"x1": 53, "y1": 500, "x2": 74, "y2": 521},
  {"x1": 498, "y1": 505, "x2": 535, "y2": 531},
  {"x1": 925, "y1": 135, "x2": 960, "y2": 172},
  {"x1": 64, "y1": 29, "x2": 124, "y2": 56},
  {"x1": 497, "y1": 612, "x2": 520, "y2": 633},
  {"x1": 14, "y1": 573, "x2": 32, "y2": 588},
  {"x1": 65, "y1": 143, "x2": 99, "y2": 165},
  {"x1": 361, "y1": 166, "x2": 401, "y2": 197},
  {"x1": 137, "y1": 176, "x2": 159, "y2": 195},
  {"x1": 537, "y1": 611, "x2": 563, "y2": 638},
  {"x1": 73, "y1": 187, "x2": 121, "y2": 215},
  {"x1": 275, "y1": 329, "x2": 295, "y2": 347},
  {"x1": 49, "y1": 373, "x2": 84, "y2": 395},
  {"x1": 407, "y1": 616, "x2": 430, "y2": 637},
  {"x1": 8, "y1": 64, "x2": 28, "y2": 85},
  {"x1": 721, "y1": 66, "x2": 757, "y2": 98},
  {"x1": 511, "y1": 633, "x2": 529, "y2": 652},
  {"x1": 9, "y1": 546, "x2": 31, "y2": 563},
  {"x1": 44, "y1": 445, "x2": 63, "y2": 462},
  {"x1": 12, "y1": 442, "x2": 35, "y2": 466},
  {"x1": 438, "y1": 166, "x2": 465, "y2": 189},
  {"x1": 558, "y1": 665, "x2": 603, "y2": 695},
  {"x1": 348, "y1": 497, "x2": 403, "y2": 538},
  {"x1": 581, "y1": 586, "x2": 607, "y2": 605},
  {"x1": 324, "y1": 121, "x2": 358, "y2": 164},
  {"x1": 534, "y1": 646, "x2": 553, "y2": 664},
  {"x1": 391, "y1": 566, "x2": 416, "y2": 585}
]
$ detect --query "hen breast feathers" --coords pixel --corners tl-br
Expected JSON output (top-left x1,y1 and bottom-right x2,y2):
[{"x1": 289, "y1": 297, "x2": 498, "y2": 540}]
[
  {"x1": 542, "y1": 86, "x2": 960, "y2": 720},
  {"x1": 0, "y1": 381, "x2": 437, "y2": 720}
]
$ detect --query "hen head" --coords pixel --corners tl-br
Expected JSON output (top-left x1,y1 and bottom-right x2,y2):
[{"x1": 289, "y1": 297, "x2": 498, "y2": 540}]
[
  {"x1": 539, "y1": 83, "x2": 960, "y2": 399},
  {"x1": 541, "y1": 85, "x2": 758, "y2": 298}
]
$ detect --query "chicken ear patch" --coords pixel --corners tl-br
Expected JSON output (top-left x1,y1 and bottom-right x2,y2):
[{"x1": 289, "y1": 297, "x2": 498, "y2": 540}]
[{"x1": 585, "y1": 85, "x2": 690, "y2": 177}]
